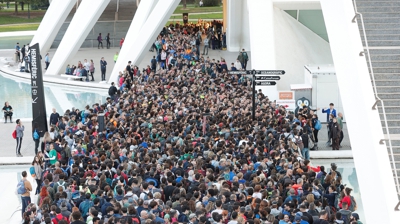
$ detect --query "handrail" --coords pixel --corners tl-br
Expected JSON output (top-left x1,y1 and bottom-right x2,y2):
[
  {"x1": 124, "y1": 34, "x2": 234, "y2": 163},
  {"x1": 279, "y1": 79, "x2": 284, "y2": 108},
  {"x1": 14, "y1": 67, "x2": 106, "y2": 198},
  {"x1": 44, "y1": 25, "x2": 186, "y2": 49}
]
[{"x1": 352, "y1": 0, "x2": 400, "y2": 196}]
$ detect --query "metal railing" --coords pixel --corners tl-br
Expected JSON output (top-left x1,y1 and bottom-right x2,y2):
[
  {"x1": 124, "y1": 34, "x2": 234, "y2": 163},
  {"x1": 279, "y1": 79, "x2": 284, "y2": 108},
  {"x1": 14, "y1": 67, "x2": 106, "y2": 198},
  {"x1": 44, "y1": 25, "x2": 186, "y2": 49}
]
[{"x1": 352, "y1": 0, "x2": 400, "y2": 196}]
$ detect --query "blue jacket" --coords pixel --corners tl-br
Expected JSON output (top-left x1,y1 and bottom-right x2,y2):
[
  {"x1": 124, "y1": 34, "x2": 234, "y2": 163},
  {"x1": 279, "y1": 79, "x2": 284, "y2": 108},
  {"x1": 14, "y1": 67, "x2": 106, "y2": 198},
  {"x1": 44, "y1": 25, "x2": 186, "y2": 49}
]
[{"x1": 322, "y1": 108, "x2": 336, "y2": 122}]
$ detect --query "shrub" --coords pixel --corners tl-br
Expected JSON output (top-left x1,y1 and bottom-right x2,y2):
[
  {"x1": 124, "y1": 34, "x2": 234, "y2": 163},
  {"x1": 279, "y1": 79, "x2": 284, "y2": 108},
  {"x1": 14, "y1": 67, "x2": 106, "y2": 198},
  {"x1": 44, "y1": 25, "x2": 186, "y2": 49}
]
[{"x1": 203, "y1": 0, "x2": 220, "y2": 7}]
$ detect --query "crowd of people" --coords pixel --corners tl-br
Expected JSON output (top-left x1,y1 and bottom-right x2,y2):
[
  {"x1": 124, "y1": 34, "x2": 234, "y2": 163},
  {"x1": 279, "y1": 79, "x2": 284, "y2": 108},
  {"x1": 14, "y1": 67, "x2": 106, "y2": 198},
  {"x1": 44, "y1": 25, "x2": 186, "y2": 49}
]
[{"x1": 17, "y1": 22, "x2": 361, "y2": 224}]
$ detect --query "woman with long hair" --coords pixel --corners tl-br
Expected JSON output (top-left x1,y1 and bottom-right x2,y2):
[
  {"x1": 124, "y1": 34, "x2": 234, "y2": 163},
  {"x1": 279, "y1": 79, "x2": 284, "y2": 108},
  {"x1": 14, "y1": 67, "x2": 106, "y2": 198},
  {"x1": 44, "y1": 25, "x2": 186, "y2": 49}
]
[
  {"x1": 37, "y1": 186, "x2": 49, "y2": 206},
  {"x1": 32, "y1": 155, "x2": 44, "y2": 195}
]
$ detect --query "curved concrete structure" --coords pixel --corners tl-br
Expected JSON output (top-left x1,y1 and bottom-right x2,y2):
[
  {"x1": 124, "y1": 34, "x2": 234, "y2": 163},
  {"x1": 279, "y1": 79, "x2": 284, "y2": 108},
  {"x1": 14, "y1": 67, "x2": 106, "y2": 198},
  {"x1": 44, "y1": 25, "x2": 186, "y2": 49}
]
[
  {"x1": 46, "y1": 0, "x2": 111, "y2": 76},
  {"x1": 30, "y1": 0, "x2": 75, "y2": 55}
]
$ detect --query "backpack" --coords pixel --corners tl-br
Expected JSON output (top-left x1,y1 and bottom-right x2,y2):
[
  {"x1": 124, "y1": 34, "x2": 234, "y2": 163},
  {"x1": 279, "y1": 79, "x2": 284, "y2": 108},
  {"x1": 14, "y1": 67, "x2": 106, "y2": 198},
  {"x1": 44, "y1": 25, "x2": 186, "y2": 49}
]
[
  {"x1": 142, "y1": 191, "x2": 149, "y2": 200},
  {"x1": 17, "y1": 180, "x2": 26, "y2": 194},
  {"x1": 340, "y1": 211, "x2": 350, "y2": 224},
  {"x1": 61, "y1": 167, "x2": 70, "y2": 178},
  {"x1": 54, "y1": 215, "x2": 67, "y2": 222},
  {"x1": 349, "y1": 196, "x2": 357, "y2": 211},
  {"x1": 132, "y1": 216, "x2": 140, "y2": 224},
  {"x1": 33, "y1": 129, "x2": 40, "y2": 140},
  {"x1": 79, "y1": 199, "x2": 94, "y2": 218},
  {"x1": 315, "y1": 120, "x2": 322, "y2": 130},
  {"x1": 12, "y1": 129, "x2": 17, "y2": 139},
  {"x1": 30, "y1": 166, "x2": 36, "y2": 178},
  {"x1": 57, "y1": 152, "x2": 62, "y2": 160},
  {"x1": 57, "y1": 181, "x2": 66, "y2": 192},
  {"x1": 308, "y1": 134, "x2": 315, "y2": 149}
]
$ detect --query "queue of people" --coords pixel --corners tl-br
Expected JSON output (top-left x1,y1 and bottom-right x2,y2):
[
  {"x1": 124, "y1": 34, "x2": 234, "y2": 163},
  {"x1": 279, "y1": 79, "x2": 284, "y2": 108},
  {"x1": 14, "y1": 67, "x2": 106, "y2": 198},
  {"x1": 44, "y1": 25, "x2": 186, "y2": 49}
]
[{"x1": 16, "y1": 23, "x2": 360, "y2": 224}]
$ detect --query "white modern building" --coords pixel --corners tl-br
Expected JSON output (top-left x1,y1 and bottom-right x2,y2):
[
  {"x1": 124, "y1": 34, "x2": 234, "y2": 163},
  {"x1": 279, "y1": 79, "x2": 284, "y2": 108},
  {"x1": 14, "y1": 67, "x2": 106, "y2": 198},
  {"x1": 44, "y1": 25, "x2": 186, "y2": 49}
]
[{"x1": 29, "y1": 0, "x2": 400, "y2": 223}]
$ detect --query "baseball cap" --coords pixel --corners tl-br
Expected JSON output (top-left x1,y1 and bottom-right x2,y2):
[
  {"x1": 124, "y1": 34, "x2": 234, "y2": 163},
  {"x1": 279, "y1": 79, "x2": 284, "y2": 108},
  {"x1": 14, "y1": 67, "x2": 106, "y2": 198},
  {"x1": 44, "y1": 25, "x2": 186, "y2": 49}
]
[{"x1": 189, "y1": 214, "x2": 197, "y2": 219}]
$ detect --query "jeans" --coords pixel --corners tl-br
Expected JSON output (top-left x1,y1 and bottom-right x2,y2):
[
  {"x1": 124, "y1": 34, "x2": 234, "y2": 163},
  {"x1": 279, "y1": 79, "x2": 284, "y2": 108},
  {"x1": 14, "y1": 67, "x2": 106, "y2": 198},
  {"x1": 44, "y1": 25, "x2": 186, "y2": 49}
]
[
  {"x1": 302, "y1": 147, "x2": 310, "y2": 160},
  {"x1": 90, "y1": 71, "x2": 95, "y2": 81},
  {"x1": 313, "y1": 129, "x2": 319, "y2": 143},
  {"x1": 339, "y1": 130, "x2": 344, "y2": 145},
  {"x1": 35, "y1": 179, "x2": 42, "y2": 194},
  {"x1": 34, "y1": 139, "x2": 40, "y2": 155},
  {"x1": 45, "y1": 61, "x2": 49, "y2": 69},
  {"x1": 16, "y1": 137, "x2": 22, "y2": 154},
  {"x1": 203, "y1": 45, "x2": 209, "y2": 55},
  {"x1": 21, "y1": 196, "x2": 31, "y2": 217},
  {"x1": 101, "y1": 69, "x2": 106, "y2": 81},
  {"x1": 98, "y1": 41, "x2": 103, "y2": 48},
  {"x1": 106, "y1": 40, "x2": 110, "y2": 49}
]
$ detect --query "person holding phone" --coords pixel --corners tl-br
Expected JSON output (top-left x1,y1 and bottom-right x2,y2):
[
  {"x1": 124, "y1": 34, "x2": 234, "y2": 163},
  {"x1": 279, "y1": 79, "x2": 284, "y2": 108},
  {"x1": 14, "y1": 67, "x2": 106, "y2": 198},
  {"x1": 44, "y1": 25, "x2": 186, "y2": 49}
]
[{"x1": 16, "y1": 119, "x2": 25, "y2": 157}]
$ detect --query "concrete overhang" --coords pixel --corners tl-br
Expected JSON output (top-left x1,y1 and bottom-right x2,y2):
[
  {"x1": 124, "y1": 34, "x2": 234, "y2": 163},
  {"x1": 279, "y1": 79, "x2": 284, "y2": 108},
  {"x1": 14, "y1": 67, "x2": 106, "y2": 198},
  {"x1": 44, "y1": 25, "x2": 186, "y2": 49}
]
[{"x1": 273, "y1": 0, "x2": 321, "y2": 10}]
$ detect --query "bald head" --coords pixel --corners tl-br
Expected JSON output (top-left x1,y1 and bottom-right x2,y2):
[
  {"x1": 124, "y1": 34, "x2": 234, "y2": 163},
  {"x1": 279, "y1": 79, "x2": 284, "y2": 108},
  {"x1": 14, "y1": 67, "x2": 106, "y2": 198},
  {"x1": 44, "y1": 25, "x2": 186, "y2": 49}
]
[{"x1": 140, "y1": 210, "x2": 148, "y2": 218}]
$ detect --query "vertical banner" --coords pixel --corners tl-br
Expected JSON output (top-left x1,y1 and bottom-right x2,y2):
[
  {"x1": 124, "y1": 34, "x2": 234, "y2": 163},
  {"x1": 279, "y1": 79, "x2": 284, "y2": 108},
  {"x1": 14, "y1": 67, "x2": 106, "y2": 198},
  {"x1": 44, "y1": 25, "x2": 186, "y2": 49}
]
[
  {"x1": 183, "y1": 13, "x2": 189, "y2": 24},
  {"x1": 30, "y1": 43, "x2": 48, "y2": 136}
]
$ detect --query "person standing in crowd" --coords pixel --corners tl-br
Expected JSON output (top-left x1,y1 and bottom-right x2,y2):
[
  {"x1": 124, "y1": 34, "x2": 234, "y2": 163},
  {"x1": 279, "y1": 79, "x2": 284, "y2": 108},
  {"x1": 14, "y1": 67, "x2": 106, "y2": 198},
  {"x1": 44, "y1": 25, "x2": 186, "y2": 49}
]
[
  {"x1": 16, "y1": 119, "x2": 24, "y2": 157},
  {"x1": 337, "y1": 112, "x2": 344, "y2": 148},
  {"x1": 100, "y1": 57, "x2": 107, "y2": 81},
  {"x1": 15, "y1": 42, "x2": 21, "y2": 62},
  {"x1": 106, "y1": 33, "x2": 111, "y2": 49},
  {"x1": 89, "y1": 59, "x2": 95, "y2": 81},
  {"x1": 312, "y1": 114, "x2": 320, "y2": 150},
  {"x1": 2, "y1": 101, "x2": 13, "y2": 123},
  {"x1": 84, "y1": 59, "x2": 90, "y2": 81},
  {"x1": 126, "y1": 61, "x2": 133, "y2": 80},
  {"x1": 49, "y1": 108, "x2": 60, "y2": 127},
  {"x1": 108, "y1": 82, "x2": 118, "y2": 102},
  {"x1": 19, "y1": 171, "x2": 32, "y2": 218},
  {"x1": 330, "y1": 117, "x2": 341, "y2": 150},
  {"x1": 97, "y1": 33, "x2": 103, "y2": 49},
  {"x1": 203, "y1": 37, "x2": 209, "y2": 55},
  {"x1": 44, "y1": 53, "x2": 50, "y2": 70},
  {"x1": 32, "y1": 155, "x2": 43, "y2": 195},
  {"x1": 120, "y1": 37, "x2": 124, "y2": 49},
  {"x1": 151, "y1": 56, "x2": 157, "y2": 72},
  {"x1": 322, "y1": 103, "x2": 337, "y2": 145},
  {"x1": 32, "y1": 122, "x2": 40, "y2": 155},
  {"x1": 237, "y1": 49, "x2": 249, "y2": 70}
]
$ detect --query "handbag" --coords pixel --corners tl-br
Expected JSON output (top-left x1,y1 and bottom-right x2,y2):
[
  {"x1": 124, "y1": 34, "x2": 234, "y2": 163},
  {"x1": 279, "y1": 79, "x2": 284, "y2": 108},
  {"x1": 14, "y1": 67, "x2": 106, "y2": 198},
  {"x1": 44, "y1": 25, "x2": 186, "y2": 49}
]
[{"x1": 308, "y1": 134, "x2": 315, "y2": 149}]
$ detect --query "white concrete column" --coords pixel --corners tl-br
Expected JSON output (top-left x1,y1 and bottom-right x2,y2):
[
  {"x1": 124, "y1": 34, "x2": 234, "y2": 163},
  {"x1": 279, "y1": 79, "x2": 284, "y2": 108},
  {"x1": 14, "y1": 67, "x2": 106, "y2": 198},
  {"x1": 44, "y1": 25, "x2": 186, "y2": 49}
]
[
  {"x1": 30, "y1": 0, "x2": 75, "y2": 55},
  {"x1": 226, "y1": 0, "x2": 242, "y2": 52},
  {"x1": 109, "y1": 0, "x2": 158, "y2": 84},
  {"x1": 247, "y1": 0, "x2": 278, "y2": 100},
  {"x1": 321, "y1": 0, "x2": 400, "y2": 223},
  {"x1": 46, "y1": 0, "x2": 110, "y2": 76},
  {"x1": 108, "y1": 0, "x2": 180, "y2": 83}
]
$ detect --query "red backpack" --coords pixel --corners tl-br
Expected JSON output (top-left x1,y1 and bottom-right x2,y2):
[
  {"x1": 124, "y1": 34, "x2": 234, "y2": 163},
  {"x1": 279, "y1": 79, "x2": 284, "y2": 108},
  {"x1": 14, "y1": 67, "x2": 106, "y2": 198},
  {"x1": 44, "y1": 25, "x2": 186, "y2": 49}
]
[
  {"x1": 12, "y1": 128, "x2": 17, "y2": 139},
  {"x1": 57, "y1": 152, "x2": 62, "y2": 160}
]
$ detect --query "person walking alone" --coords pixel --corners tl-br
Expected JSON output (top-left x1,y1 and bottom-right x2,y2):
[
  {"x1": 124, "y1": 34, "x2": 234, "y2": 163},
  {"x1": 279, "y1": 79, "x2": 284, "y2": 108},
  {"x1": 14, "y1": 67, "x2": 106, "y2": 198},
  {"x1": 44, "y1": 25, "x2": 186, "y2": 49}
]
[
  {"x1": 97, "y1": 33, "x2": 103, "y2": 49},
  {"x1": 19, "y1": 171, "x2": 32, "y2": 218},
  {"x1": 16, "y1": 119, "x2": 25, "y2": 157},
  {"x1": 44, "y1": 53, "x2": 50, "y2": 70},
  {"x1": 100, "y1": 57, "x2": 107, "y2": 81},
  {"x1": 89, "y1": 59, "x2": 95, "y2": 81},
  {"x1": 32, "y1": 156, "x2": 43, "y2": 195},
  {"x1": 106, "y1": 33, "x2": 111, "y2": 49}
]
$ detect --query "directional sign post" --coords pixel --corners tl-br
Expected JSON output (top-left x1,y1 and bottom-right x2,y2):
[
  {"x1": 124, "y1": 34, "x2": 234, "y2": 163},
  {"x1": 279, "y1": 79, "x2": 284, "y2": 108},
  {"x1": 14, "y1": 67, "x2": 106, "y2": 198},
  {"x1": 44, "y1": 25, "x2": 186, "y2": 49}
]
[
  {"x1": 255, "y1": 76, "x2": 281, "y2": 81},
  {"x1": 228, "y1": 69, "x2": 285, "y2": 120},
  {"x1": 255, "y1": 81, "x2": 277, "y2": 86}
]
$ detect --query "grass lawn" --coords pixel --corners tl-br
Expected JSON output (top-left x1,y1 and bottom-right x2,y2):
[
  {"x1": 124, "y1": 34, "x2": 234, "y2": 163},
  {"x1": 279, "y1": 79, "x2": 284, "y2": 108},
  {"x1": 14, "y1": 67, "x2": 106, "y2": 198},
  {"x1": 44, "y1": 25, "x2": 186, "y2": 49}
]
[
  {"x1": 0, "y1": 23, "x2": 39, "y2": 32},
  {"x1": 0, "y1": 12, "x2": 44, "y2": 25},
  {"x1": 0, "y1": 2, "x2": 46, "y2": 12},
  {"x1": 174, "y1": 4, "x2": 222, "y2": 14},
  {"x1": 170, "y1": 13, "x2": 223, "y2": 20}
]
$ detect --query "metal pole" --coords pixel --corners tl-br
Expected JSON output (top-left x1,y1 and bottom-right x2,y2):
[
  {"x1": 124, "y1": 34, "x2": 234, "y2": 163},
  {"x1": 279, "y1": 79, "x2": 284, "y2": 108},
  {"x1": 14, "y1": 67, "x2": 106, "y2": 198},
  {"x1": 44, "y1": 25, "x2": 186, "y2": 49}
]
[{"x1": 252, "y1": 70, "x2": 256, "y2": 121}]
